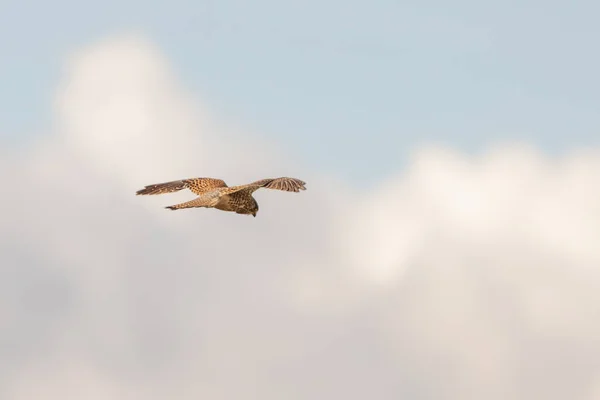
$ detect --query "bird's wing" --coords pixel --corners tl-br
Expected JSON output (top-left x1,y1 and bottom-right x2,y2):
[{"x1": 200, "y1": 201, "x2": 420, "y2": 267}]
[
  {"x1": 222, "y1": 177, "x2": 306, "y2": 196},
  {"x1": 136, "y1": 177, "x2": 227, "y2": 196},
  {"x1": 183, "y1": 178, "x2": 228, "y2": 195}
]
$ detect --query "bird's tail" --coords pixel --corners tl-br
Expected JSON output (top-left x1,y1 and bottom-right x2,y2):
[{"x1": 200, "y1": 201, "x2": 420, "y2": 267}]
[
  {"x1": 165, "y1": 197, "x2": 209, "y2": 210},
  {"x1": 136, "y1": 180, "x2": 186, "y2": 195},
  {"x1": 165, "y1": 204, "x2": 185, "y2": 210}
]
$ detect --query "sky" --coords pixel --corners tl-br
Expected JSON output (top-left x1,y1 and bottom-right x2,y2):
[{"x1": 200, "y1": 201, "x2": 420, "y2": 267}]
[
  {"x1": 2, "y1": 0, "x2": 600, "y2": 181},
  {"x1": 1, "y1": 1, "x2": 600, "y2": 399}
]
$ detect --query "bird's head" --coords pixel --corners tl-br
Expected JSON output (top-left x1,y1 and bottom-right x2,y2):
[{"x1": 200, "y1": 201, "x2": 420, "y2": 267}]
[{"x1": 250, "y1": 201, "x2": 258, "y2": 217}]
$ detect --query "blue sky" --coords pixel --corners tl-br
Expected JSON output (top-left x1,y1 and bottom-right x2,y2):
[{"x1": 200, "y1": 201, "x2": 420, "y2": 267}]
[
  {"x1": 3, "y1": 3, "x2": 600, "y2": 399},
  {"x1": 2, "y1": 0, "x2": 599, "y2": 182}
]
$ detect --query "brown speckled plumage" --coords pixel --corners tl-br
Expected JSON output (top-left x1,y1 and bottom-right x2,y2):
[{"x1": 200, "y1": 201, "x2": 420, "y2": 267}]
[
  {"x1": 135, "y1": 178, "x2": 227, "y2": 196},
  {"x1": 136, "y1": 176, "x2": 306, "y2": 217}
]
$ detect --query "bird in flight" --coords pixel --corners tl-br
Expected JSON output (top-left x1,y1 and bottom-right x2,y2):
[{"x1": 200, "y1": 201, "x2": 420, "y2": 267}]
[{"x1": 136, "y1": 176, "x2": 306, "y2": 217}]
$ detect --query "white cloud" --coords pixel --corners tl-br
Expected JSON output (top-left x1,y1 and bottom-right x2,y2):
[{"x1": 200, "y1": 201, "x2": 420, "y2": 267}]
[{"x1": 2, "y1": 34, "x2": 600, "y2": 400}]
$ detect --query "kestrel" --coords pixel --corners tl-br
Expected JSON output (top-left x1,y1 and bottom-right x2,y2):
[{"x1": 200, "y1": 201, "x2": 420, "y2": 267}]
[{"x1": 135, "y1": 176, "x2": 306, "y2": 217}]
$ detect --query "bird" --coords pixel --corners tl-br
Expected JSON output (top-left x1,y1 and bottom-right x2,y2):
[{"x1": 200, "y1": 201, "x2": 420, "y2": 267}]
[{"x1": 135, "y1": 176, "x2": 306, "y2": 217}]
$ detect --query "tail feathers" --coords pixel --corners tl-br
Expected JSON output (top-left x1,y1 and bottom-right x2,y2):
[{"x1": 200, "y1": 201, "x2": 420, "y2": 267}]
[
  {"x1": 165, "y1": 204, "x2": 185, "y2": 210},
  {"x1": 136, "y1": 180, "x2": 186, "y2": 196},
  {"x1": 164, "y1": 196, "x2": 213, "y2": 211}
]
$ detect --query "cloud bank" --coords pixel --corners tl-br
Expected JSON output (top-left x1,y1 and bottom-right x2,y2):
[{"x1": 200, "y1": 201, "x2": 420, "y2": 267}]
[{"x1": 2, "y1": 35, "x2": 600, "y2": 400}]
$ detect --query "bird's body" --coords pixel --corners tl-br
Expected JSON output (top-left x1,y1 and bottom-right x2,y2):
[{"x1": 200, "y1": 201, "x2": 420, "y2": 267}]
[{"x1": 135, "y1": 176, "x2": 306, "y2": 217}]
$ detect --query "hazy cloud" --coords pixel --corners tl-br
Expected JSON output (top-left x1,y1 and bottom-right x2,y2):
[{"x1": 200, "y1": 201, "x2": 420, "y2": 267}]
[{"x1": 2, "y1": 34, "x2": 600, "y2": 400}]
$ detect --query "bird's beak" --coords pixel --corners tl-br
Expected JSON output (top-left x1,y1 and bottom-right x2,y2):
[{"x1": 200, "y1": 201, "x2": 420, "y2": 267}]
[{"x1": 252, "y1": 213, "x2": 256, "y2": 217}]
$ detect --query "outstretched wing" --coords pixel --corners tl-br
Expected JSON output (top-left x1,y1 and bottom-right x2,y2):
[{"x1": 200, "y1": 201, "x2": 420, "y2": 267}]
[
  {"x1": 136, "y1": 177, "x2": 227, "y2": 196},
  {"x1": 249, "y1": 177, "x2": 306, "y2": 192},
  {"x1": 223, "y1": 177, "x2": 306, "y2": 196},
  {"x1": 183, "y1": 178, "x2": 228, "y2": 195}
]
